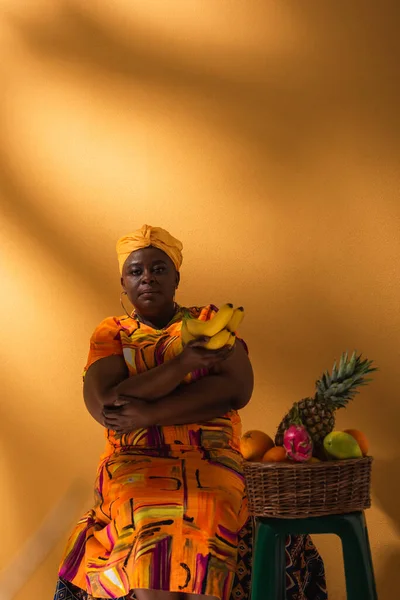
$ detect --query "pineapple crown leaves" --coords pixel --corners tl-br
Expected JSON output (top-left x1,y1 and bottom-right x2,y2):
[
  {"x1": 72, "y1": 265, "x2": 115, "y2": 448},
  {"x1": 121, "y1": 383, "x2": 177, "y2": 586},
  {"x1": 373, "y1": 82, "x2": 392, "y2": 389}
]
[
  {"x1": 315, "y1": 350, "x2": 378, "y2": 407},
  {"x1": 287, "y1": 402, "x2": 303, "y2": 427}
]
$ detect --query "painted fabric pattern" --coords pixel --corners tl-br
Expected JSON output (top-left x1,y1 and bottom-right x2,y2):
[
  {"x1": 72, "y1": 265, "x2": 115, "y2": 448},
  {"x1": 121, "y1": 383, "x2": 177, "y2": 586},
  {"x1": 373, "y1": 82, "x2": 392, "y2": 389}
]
[
  {"x1": 57, "y1": 305, "x2": 248, "y2": 599},
  {"x1": 54, "y1": 522, "x2": 328, "y2": 600}
]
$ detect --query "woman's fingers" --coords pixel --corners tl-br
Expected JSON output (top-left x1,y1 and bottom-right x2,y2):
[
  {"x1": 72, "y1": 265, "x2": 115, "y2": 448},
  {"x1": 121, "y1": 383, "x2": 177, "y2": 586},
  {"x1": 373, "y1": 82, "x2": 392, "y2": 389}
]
[
  {"x1": 207, "y1": 344, "x2": 234, "y2": 361},
  {"x1": 102, "y1": 408, "x2": 124, "y2": 430},
  {"x1": 102, "y1": 405, "x2": 135, "y2": 433},
  {"x1": 103, "y1": 416, "x2": 126, "y2": 432},
  {"x1": 102, "y1": 411, "x2": 120, "y2": 422},
  {"x1": 187, "y1": 336, "x2": 210, "y2": 348}
]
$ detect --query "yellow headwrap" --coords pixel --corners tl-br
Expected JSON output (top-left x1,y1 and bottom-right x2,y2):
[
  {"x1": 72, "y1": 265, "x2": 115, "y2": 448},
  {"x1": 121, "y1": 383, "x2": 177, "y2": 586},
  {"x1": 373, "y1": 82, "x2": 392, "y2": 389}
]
[{"x1": 116, "y1": 224, "x2": 183, "y2": 274}]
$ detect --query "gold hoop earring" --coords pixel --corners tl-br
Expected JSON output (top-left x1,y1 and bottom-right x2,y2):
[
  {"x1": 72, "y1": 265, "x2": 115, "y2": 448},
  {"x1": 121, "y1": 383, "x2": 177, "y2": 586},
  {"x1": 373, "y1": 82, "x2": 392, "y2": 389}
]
[{"x1": 120, "y1": 291, "x2": 134, "y2": 319}]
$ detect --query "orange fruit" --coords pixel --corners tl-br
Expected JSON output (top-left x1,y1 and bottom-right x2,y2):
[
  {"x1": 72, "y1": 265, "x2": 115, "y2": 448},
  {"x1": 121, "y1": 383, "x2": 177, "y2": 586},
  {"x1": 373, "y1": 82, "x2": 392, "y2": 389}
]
[
  {"x1": 262, "y1": 446, "x2": 287, "y2": 462},
  {"x1": 344, "y1": 429, "x2": 369, "y2": 456},
  {"x1": 240, "y1": 430, "x2": 274, "y2": 461}
]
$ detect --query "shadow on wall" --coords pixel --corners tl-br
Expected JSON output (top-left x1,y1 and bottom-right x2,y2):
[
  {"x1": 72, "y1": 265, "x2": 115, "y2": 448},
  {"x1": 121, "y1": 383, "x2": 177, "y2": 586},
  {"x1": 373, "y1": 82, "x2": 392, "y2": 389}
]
[
  {"x1": 0, "y1": 479, "x2": 91, "y2": 599},
  {"x1": 0, "y1": 136, "x2": 117, "y2": 305},
  {"x1": 376, "y1": 547, "x2": 400, "y2": 598},
  {"x1": 1, "y1": 0, "x2": 399, "y2": 292},
  {"x1": 373, "y1": 456, "x2": 400, "y2": 592},
  {"x1": 1, "y1": 0, "x2": 398, "y2": 330},
  {"x1": 373, "y1": 457, "x2": 400, "y2": 536},
  {"x1": 4, "y1": 0, "x2": 400, "y2": 163}
]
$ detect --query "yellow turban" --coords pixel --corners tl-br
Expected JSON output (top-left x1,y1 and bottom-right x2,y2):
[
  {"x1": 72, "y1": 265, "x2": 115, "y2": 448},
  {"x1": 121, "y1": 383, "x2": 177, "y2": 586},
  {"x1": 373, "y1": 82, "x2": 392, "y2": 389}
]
[{"x1": 116, "y1": 225, "x2": 183, "y2": 274}]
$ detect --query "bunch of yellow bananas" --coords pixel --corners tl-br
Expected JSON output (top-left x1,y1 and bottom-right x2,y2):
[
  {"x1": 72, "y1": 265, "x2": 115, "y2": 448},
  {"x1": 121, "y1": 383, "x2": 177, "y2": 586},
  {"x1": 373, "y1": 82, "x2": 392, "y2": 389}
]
[{"x1": 181, "y1": 303, "x2": 245, "y2": 350}]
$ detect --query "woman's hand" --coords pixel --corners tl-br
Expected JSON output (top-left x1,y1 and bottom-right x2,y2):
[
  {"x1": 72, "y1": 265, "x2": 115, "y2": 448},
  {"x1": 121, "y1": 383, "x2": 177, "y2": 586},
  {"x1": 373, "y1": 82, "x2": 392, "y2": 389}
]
[
  {"x1": 178, "y1": 337, "x2": 233, "y2": 372},
  {"x1": 102, "y1": 399, "x2": 150, "y2": 433}
]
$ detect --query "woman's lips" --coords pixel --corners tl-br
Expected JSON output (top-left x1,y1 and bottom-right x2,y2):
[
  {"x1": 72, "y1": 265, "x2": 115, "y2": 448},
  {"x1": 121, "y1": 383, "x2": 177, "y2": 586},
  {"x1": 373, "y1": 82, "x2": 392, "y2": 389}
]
[{"x1": 140, "y1": 290, "x2": 160, "y2": 296}]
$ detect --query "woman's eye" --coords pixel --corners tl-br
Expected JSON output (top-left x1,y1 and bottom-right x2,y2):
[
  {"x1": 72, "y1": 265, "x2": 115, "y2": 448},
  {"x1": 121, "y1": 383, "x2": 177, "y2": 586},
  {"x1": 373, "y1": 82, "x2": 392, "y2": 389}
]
[
  {"x1": 129, "y1": 270, "x2": 141, "y2": 276},
  {"x1": 154, "y1": 267, "x2": 165, "y2": 274}
]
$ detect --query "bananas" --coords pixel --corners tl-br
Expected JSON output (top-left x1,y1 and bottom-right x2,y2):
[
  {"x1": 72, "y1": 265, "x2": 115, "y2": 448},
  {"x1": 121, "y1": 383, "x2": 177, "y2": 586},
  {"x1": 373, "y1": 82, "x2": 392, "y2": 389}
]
[
  {"x1": 227, "y1": 306, "x2": 244, "y2": 332},
  {"x1": 182, "y1": 304, "x2": 245, "y2": 350},
  {"x1": 181, "y1": 319, "x2": 196, "y2": 345},
  {"x1": 186, "y1": 303, "x2": 234, "y2": 337},
  {"x1": 204, "y1": 328, "x2": 235, "y2": 350}
]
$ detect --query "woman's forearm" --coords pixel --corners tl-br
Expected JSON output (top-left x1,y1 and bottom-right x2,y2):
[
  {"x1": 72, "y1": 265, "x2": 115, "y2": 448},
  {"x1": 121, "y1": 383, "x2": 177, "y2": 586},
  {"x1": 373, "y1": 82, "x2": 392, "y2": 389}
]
[
  {"x1": 115, "y1": 355, "x2": 189, "y2": 401},
  {"x1": 146, "y1": 374, "x2": 237, "y2": 426}
]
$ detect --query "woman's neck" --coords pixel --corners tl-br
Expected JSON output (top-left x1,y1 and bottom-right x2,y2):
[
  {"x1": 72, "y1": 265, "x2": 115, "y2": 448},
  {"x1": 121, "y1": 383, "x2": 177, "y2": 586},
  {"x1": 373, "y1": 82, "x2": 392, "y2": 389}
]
[{"x1": 135, "y1": 303, "x2": 178, "y2": 330}]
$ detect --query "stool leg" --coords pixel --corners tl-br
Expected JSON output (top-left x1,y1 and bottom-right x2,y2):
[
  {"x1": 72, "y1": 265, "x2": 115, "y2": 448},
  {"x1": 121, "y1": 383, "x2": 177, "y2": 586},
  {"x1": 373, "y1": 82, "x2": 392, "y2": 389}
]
[
  {"x1": 361, "y1": 514, "x2": 378, "y2": 600},
  {"x1": 275, "y1": 534, "x2": 287, "y2": 600},
  {"x1": 338, "y1": 513, "x2": 378, "y2": 600},
  {"x1": 251, "y1": 522, "x2": 287, "y2": 600}
]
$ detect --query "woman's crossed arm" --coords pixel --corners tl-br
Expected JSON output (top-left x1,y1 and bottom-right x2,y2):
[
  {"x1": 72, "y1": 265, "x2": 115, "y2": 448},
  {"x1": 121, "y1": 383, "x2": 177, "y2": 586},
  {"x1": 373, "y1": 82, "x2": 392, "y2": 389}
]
[{"x1": 84, "y1": 340, "x2": 253, "y2": 430}]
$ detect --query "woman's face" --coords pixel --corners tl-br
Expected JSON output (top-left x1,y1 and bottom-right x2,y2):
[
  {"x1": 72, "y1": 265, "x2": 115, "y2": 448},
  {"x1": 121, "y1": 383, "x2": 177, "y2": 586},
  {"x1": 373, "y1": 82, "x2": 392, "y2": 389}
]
[{"x1": 121, "y1": 246, "x2": 179, "y2": 315}]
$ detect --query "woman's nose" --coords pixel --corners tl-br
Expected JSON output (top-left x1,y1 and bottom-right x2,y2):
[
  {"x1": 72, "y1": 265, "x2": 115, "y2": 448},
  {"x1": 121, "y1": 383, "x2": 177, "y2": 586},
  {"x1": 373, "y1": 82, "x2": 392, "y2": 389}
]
[{"x1": 141, "y1": 269, "x2": 155, "y2": 283}]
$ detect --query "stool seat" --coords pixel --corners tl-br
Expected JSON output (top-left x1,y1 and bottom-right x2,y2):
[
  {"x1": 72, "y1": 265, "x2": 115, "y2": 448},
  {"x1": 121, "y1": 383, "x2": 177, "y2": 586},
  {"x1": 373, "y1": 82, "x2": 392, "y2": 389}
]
[{"x1": 251, "y1": 511, "x2": 377, "y2": 600}]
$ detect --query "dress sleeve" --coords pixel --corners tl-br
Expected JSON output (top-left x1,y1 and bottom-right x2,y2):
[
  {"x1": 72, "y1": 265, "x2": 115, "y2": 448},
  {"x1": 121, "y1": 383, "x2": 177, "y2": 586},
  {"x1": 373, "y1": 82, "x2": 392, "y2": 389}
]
[{"x1": 83, "y1": 316, "x2": 124, "y2": 376}]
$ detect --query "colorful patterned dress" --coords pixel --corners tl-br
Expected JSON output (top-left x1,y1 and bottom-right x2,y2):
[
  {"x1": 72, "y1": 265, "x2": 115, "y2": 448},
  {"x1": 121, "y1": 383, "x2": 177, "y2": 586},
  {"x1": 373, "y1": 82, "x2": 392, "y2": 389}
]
[
  {"x1": 55, "y1": 304, "x2": 328, "y2": 600},
  {"x1": 57, "y1": 305, "x2": 249, "y2": 599}
]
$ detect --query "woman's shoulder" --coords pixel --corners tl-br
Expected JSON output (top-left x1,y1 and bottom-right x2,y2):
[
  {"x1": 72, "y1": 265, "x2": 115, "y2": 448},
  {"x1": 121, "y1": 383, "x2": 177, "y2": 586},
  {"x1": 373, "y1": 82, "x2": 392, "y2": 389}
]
[{"x1": 90, "y1": 315, "x2": 138, "y2": 339}]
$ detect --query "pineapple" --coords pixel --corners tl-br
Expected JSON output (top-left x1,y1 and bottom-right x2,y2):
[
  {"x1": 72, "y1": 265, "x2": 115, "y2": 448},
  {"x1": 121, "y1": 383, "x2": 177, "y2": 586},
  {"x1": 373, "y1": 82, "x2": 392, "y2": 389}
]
[{"x1": 275, "y1": 351, "x2": 377, "y2": 448}]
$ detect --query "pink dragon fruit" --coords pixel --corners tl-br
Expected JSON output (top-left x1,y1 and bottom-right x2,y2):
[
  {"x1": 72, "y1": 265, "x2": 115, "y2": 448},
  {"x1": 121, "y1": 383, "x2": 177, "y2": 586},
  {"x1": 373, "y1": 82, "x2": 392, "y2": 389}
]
[
  {"x1": 283, "y1": 425, "x2": 313, "y2": 462},
  {"x1": 283, "y1": 405, "x2": 313, "y2": 462}
]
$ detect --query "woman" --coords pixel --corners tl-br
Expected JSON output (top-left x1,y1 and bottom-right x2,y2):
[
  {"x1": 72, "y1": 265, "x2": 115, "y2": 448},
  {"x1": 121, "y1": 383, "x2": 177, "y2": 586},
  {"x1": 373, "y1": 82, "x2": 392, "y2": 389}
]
[{"x1": 54, "y1": 225, "x2": 327, "y2": 600}]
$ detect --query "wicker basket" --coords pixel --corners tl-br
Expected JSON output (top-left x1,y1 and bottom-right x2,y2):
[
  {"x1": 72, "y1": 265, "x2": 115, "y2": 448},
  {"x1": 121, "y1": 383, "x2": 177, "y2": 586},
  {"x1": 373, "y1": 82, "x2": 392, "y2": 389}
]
[{"x1": 244, "y1": 456, "x2": 372, "y2": 519}]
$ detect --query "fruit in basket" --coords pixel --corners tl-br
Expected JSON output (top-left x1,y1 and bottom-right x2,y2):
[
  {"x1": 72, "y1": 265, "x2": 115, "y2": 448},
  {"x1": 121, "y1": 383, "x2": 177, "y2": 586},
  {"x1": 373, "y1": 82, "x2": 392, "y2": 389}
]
[
  {"x1": 284, "y1": 425, "x2": 313, "y2": 462},
  {"x1": 240, "y1": 430, "x2": 274, "y2": 461},
  {"x1": 262, "y1": 446, "x2": 287, "y2": 462},
  {"x1": 344, "y1": 429, "x2": 369, "y2": 456},
  {"x1": 323, "y1": 431, "x2": 363, "y2": 459},
  {"x1": 275, "y1": 351, "x2": 377, "y2": 450},
  {"x1": 281, "y1": 403, "x2": 313, "y2": 462}
]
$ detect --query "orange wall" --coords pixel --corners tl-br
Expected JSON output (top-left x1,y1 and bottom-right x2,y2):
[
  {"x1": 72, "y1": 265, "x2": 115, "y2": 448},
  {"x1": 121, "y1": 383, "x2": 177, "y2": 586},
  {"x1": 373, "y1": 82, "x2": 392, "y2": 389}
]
[{"x1": 1, "y1": 2, "x2": 399, "y2": 599}]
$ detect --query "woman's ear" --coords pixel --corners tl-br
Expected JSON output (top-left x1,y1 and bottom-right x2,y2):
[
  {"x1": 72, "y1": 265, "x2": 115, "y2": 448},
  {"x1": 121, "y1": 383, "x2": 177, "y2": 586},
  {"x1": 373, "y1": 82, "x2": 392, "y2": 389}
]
[
  {"x1": 175, "y1": 271, "x2": 181, "y2": 289},
  {"x1": 121, "y1": 276, "x2": 126, "y2": 291}
]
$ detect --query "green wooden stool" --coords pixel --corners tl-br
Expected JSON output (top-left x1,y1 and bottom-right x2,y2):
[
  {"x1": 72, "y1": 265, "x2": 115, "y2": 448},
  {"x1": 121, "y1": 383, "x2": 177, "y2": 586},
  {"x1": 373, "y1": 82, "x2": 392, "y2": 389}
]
[{"x1": 251, "y1": 512, "x2": 377, "y2": 600}]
